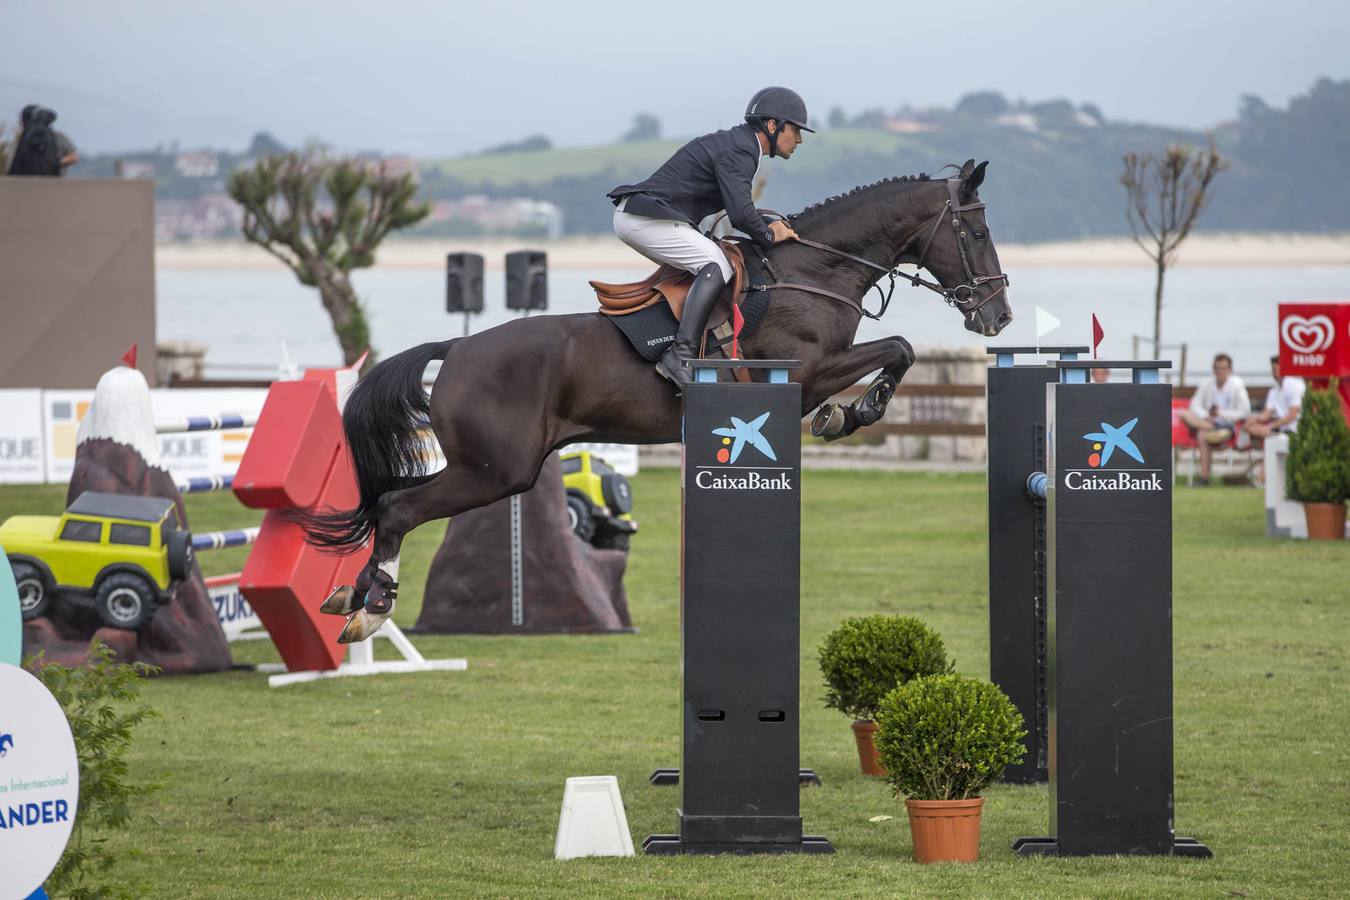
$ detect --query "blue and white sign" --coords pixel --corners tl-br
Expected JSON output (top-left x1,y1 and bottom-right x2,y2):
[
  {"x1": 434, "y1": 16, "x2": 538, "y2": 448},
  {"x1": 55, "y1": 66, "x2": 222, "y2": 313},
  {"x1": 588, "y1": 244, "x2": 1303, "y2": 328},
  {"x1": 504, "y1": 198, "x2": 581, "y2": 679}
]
[{"x1": 0, "y1": 663, "x2": 80, "y2": 900}]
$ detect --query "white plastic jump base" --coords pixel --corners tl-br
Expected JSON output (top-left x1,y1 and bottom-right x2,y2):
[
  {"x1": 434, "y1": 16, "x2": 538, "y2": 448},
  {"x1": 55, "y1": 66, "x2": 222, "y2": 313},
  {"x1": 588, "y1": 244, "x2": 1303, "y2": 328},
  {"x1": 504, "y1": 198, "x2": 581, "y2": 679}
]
[{"x1": 265, "y1": 622, "x2": 467, "y2": 687}]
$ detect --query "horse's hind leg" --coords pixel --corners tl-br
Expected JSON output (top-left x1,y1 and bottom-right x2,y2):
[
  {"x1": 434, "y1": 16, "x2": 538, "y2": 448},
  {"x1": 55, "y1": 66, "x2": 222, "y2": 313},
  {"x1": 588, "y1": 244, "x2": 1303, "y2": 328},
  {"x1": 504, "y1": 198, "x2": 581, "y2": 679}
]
[{"x1": 335, "y1": 457, "x2": 542, "y2": 643}]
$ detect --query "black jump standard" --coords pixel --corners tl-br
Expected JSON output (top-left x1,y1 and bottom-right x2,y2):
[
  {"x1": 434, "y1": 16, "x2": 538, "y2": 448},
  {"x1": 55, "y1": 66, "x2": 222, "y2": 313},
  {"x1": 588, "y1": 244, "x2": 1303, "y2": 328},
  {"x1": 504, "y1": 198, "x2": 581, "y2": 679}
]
[
  {"x1": 1010, "y1": 359, "x2": 1211, "y2": 857},
  {"x1": 985, "y1": 346, "x2": 1087, "y2": 784},
  {"x1": 643, "y1": 359, "x2": 833, "y2": 856}
]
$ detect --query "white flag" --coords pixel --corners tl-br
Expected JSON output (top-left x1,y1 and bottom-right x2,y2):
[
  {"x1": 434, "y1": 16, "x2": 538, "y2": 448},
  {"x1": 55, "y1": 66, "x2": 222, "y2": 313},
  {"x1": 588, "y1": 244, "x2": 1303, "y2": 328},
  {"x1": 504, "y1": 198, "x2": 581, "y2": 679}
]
[{"x1": 1034, "y1": 306, "x2": 1061, "y2": 345}]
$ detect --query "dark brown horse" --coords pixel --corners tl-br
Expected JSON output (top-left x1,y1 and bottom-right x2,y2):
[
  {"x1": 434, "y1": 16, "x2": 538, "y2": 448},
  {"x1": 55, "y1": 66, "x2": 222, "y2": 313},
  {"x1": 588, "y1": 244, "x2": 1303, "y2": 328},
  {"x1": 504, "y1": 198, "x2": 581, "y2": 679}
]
[{"x1": 305, "y1": 159, "x2": 1012, "y2": 640}]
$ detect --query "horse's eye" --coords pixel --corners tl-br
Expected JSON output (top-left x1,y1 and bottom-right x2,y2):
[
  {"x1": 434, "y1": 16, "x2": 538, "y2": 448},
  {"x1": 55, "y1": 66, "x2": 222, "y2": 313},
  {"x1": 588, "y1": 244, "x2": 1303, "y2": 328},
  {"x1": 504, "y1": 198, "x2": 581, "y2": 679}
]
[{"x1": 973, "y1": 230, "x2": 987, "y2": 241}]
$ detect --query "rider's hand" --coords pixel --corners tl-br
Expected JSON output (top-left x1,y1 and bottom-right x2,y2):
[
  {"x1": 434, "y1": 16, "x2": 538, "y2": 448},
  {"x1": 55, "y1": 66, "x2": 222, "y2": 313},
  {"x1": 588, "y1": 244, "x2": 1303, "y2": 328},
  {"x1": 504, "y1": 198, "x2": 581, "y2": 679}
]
[{"x1": 769, "y1": 220, "x2": 798, "y2": 243}]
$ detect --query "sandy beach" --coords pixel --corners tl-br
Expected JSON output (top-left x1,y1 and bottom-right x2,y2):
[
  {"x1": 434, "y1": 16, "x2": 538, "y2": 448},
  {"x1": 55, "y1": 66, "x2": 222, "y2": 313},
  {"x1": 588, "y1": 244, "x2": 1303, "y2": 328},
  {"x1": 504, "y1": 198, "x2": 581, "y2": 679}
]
[{"x1": 156, "y1": 232, "x2": 1350, "y2": 271}]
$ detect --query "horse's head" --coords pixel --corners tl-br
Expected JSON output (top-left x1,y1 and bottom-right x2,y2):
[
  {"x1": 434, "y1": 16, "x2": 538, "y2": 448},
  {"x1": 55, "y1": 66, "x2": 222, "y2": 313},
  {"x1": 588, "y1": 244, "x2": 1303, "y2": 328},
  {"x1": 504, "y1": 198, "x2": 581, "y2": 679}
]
[{"x1": 912, "y1": 160, "x2": 1012, "y2": 337}]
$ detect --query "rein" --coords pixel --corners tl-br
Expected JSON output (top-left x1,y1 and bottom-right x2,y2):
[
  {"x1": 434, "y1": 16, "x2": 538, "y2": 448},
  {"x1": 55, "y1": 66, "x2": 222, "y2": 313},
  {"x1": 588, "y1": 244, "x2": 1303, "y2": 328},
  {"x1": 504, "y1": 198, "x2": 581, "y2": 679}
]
[{"x1": 753, "y1": 177, "x2": 1010, "y2": 321}]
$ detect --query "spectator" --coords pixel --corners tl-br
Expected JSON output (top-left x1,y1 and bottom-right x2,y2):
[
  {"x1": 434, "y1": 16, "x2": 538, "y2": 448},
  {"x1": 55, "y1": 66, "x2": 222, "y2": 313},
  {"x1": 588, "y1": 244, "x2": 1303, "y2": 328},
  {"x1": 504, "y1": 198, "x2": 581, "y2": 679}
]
[
  {"x1": 1246, "y1": 355, "x2": 1305, "y2": 439},
  {"x1": 1090, "y1": 367, "x2": 1110, "y2": 383},
  {"x1": 1179, "y1": 352, "x2": 1251, "y2": 485},
  {"x1": 7, "y1": 105, "x2": 78, "y2": 176}
]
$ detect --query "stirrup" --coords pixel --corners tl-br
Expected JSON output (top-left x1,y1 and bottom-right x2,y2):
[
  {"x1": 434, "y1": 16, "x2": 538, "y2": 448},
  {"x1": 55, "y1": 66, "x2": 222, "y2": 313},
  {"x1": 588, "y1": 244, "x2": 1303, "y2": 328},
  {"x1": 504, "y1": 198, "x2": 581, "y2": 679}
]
[{"x1": 655, "y1": 350, "x2": 695, "y2": 388}]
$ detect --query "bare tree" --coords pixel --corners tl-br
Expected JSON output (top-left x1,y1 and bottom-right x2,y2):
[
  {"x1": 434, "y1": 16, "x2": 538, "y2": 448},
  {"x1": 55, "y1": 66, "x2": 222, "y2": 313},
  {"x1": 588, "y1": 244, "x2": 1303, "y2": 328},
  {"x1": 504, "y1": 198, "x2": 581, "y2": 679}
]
[
  {"x1": 228, "y1": 153, "x2": 430, "y2": 366},
  {"x1": 1121, "y1": 137, "x2": 1227, "y2": 355}
]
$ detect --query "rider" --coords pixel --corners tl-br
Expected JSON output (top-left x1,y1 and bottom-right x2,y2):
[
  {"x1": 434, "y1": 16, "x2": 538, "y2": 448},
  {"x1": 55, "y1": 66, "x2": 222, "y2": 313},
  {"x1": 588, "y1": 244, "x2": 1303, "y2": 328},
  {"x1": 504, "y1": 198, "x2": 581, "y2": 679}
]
[{"x1": 607, "y1": 87, "x2": 812, "y2": 388}]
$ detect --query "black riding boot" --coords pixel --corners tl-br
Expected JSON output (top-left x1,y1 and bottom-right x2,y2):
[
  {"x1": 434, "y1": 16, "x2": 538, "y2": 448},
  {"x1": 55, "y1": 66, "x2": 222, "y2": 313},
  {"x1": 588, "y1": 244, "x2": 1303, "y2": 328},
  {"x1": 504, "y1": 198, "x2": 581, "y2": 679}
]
[{"x1": 656, "y1": 262, "x2": 725, "y2": 389}]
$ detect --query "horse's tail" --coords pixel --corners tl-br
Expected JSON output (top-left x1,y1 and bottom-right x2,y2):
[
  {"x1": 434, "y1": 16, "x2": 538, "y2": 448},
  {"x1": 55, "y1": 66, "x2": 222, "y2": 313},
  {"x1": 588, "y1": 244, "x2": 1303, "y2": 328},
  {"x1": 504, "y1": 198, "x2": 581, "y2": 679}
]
[{"x1": 295, "y1": 340, "x2": 452, "y2": 551}]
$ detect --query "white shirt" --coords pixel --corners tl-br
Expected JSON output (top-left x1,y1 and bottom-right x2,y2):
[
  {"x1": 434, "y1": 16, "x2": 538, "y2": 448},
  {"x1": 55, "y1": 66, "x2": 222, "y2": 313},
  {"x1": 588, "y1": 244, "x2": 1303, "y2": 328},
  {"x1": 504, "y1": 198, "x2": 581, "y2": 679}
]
[
  {"x1": 1267, "y1": 376, "x2": 1306, "y2": 431},
  {"x1": 1189, "y1": 374, "x2": 1251, "y2": 421}
]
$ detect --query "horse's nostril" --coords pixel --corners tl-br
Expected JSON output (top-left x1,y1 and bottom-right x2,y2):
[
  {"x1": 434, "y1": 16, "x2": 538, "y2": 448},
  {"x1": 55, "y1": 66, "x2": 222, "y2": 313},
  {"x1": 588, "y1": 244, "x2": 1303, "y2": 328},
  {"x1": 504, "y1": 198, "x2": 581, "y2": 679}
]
[{"x1": 997, "y1": 311, "x2": 1013, "y2": 327}]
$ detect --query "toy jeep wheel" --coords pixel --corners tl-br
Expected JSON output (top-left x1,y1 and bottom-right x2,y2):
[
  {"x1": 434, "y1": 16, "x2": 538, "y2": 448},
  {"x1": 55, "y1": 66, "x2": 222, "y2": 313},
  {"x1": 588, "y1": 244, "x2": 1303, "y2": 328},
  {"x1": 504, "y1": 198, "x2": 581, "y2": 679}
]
[
  {"x1": 95, "y1": 572, "x2": 157, "y2": 630},
  {"x1": 167, "y1": 529, "x2": 193, "y2": 581},
  {"x1": 565, "y1": 492, "x2": 596, "y2": 543},
  {"x1": 593, "y1": 531, "x2": 631, "y2": 553},
  {"x1": 12, "y1": 560, "x2": 51, "y2": 620}
]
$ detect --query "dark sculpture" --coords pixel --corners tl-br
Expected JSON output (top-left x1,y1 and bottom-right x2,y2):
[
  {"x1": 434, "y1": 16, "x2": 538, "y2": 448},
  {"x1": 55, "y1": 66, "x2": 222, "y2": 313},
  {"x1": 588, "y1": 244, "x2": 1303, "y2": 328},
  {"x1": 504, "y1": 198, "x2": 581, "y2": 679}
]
[{"x1": 415, "y1": 455, "x2": 632, "y2": 634}]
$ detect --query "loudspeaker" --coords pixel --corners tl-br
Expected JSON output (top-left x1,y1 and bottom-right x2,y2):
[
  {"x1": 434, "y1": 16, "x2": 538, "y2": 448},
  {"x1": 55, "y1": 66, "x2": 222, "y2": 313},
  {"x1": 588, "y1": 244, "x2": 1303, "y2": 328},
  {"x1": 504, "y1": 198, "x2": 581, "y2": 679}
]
[
  {"x1": 446, "y1": 253, "x2": 485, "y2": 313},
  {"x1": 506, "y1": 250, "x2": 548, "y2": 311}
]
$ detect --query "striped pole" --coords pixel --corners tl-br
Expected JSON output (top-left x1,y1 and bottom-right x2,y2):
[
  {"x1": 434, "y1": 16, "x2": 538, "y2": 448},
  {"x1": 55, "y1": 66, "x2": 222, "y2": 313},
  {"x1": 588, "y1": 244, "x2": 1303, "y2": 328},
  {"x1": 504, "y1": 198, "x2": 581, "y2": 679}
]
[
  {"x1": 155, "y1": 414, "x2": 257, "y2": 434},
  {"x1": 175, "y1": 474, "x2": 235, "y2": 494},
  {"x1": 192, "y1": 527, "x2": 260, "y2": 551}
]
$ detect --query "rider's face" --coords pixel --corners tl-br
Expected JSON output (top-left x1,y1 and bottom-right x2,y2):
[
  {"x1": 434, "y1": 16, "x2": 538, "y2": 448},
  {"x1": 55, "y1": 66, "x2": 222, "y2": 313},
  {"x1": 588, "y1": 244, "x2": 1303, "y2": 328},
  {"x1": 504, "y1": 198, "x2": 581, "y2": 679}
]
[{"x1": 771, "y1": 121, "x2": 804, "y2": 158}]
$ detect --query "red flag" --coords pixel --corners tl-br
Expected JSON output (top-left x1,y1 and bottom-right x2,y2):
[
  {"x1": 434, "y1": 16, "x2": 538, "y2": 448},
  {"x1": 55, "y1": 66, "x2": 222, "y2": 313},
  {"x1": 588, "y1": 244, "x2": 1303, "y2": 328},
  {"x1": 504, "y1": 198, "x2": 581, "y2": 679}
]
[
  {"x1": 731, "y1": 303, "x2": 745, "y2": 360},
  {"x1": 1091, "y1": 315, "x2": 1104, "y2": 359},
  {"x1": 120, "y1": 344, "x2": 138, "y2": 369}
]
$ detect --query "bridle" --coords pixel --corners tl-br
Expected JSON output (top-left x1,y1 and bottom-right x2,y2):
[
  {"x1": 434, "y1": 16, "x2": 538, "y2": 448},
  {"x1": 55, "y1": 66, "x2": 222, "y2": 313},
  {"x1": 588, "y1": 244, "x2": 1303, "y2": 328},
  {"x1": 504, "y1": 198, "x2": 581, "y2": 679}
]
[{"x1": 753, "y1": 177, "x2": 1010, "y2": 321}]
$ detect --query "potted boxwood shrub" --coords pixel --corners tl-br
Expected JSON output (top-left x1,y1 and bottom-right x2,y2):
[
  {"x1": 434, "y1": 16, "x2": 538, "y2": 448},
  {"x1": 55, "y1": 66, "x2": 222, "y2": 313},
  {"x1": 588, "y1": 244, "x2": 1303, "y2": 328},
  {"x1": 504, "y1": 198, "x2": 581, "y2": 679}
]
[
  {"x1": 874, "y1": 673, "x2": 1025, "y2": 863},
  {"x1": 818, "y1": 615, "x2": 951, "y2": 776},
  {"x1": 1286, "y1": 383, "x2": 1350, "y2": 539}
]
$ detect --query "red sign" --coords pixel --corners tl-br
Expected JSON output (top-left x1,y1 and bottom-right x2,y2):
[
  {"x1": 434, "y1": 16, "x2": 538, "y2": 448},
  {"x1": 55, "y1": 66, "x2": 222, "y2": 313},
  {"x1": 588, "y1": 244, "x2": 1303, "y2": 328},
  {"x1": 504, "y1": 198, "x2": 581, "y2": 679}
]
[{"x1": 1278, "y1": 302, "x2": 1350, "y2": 378}]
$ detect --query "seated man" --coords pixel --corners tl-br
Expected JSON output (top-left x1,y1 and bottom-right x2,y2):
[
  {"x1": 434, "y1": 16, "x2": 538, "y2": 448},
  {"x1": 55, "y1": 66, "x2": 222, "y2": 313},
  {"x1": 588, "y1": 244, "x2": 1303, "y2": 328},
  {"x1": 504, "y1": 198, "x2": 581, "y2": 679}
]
[
  {"x1": 1179, "y1": 352, "x2": 1251, "y2": 485},
  {"x1": 1246, "y1": 355, "x2": 1305, "y2": 439}
]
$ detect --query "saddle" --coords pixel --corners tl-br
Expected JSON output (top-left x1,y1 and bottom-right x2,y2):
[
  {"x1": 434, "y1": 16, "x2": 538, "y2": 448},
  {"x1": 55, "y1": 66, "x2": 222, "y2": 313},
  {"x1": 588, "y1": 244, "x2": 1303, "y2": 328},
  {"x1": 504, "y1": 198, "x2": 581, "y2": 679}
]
[{"x1": 591, "y1": 240, "x2": 749, "y2": 332}]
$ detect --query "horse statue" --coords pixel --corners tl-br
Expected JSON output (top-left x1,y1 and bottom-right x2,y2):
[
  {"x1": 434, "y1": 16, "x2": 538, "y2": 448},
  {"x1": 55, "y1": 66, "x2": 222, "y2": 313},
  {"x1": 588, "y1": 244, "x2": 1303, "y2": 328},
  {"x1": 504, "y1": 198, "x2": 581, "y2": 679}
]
[{"x1": 302, "y1": 159, "x2": 1012, "y2": 641}]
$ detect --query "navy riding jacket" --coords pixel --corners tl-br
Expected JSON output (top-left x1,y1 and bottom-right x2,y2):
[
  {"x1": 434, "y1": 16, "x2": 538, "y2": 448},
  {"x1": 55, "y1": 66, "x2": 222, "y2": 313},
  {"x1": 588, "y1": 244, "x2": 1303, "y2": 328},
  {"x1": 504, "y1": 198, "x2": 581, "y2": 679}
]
[{"x1": 608, "y1": 123, "x2": 775, "y2": 251}]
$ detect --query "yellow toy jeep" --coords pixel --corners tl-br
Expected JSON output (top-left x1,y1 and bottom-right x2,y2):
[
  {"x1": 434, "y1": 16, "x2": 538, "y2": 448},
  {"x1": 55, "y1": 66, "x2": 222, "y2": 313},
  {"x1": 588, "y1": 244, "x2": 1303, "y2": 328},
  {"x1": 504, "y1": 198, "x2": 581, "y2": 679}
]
[
  {"x1": 559, "y1": 451, "x2": 637, "y2": 552},
  {"x1": 0, "y1": 491, "x2": 192, "y2": 630}
]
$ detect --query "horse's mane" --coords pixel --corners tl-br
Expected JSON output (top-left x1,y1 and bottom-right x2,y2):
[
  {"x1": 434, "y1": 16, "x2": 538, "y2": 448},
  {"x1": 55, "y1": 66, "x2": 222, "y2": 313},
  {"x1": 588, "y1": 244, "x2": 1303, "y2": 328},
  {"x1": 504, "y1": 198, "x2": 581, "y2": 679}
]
[{"x1": 788, "y1": 173, "x2": 934, "y2": 227}]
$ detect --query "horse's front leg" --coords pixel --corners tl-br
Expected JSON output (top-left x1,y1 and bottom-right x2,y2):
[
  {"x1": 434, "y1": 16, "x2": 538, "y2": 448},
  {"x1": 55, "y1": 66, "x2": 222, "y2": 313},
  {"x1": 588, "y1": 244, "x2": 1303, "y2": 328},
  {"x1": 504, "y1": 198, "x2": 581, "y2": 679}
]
[{"x1": 805, "y1": 336, "x2": 915, "y2": 441}]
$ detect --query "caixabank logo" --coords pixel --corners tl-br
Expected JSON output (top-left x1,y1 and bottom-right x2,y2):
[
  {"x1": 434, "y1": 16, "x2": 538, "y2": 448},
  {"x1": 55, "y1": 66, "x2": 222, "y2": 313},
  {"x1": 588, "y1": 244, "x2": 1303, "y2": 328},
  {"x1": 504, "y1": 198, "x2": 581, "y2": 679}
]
[
  {"x1": 1064, "y1": 416, "x2": 1164, "y2": 492},
  {"x1": 695, "y1": 411, "x2": 793, "y2": 491}
]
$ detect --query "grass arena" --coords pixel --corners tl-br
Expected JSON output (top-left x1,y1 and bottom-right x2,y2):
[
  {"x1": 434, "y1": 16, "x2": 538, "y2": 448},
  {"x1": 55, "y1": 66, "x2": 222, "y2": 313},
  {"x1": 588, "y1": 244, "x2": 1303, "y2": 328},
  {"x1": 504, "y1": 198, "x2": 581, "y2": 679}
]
[{"x1": 2, "y1": 470, "x2": 1345, "y2": 897}]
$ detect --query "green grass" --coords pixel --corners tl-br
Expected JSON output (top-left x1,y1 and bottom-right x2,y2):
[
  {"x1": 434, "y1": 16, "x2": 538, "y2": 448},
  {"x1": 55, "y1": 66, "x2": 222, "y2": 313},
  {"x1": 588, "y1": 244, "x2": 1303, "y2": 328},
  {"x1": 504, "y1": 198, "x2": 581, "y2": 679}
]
[
  {"x1": 422, "y1": 129, "x2": 916, "y2": 189},
  {"x1": 5, "y1": 473, "x2": 1348, "y2": 898},
  {"x1": 426, "y1": 139, "x2": 683, "y2": 188}
]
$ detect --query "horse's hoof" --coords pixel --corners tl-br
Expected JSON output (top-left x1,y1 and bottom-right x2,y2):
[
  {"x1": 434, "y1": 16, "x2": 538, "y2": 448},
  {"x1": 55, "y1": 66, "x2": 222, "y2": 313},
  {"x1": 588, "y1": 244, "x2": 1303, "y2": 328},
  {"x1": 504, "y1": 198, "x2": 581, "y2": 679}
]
[
  {"x1": 337, "y1": 606, "x2": 392, "y2": 644},
  {"x1": 319, "y1": 584, "x2": 360, "y2": 616},
  {"x1": 811, "y1": 404, "x2": 846, "y2": 438}
]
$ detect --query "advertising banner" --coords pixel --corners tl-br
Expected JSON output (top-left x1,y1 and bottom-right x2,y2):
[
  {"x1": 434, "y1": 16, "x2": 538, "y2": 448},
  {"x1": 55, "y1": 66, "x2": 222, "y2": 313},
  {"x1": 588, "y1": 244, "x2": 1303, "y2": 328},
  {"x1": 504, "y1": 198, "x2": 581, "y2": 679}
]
[{"x1": 0, "y1": 663, "x2": 80, "y2": 899}]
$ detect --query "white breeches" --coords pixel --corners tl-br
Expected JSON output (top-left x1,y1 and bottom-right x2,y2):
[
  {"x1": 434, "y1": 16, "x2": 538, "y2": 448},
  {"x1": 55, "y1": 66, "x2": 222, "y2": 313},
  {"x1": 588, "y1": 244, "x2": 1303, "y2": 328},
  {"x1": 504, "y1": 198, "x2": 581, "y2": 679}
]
[{"x1": 613, "y1": 200, "x2": 733, "y2": 281}]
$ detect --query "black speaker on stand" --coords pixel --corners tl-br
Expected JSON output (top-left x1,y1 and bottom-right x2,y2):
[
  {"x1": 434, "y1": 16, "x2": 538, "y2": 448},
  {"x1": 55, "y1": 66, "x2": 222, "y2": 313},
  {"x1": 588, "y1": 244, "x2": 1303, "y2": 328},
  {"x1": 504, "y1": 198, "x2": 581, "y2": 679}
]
[
  {"x1": 446, "y1": 252, "x2": 485, "y2": 337},
  {"x1": 505, "y1": 250, "x2": 548, "y2": 315}
]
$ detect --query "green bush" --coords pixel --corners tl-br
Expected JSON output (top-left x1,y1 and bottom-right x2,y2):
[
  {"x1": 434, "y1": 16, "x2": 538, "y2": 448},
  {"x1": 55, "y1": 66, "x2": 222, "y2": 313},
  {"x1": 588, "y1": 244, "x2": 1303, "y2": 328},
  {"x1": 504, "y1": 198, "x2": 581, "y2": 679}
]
[
  {"x1": 1287, "y1": 383, "x2": 1350, "y2": 504},
  {"x1": 874, "y1": 674, "x2": 1026, "y2": 800},
  {"x1": 818, "y1": 616, "x2": 952, "y2": 721},
  {"x1": 32, "y1": 643, "x2": 164, "y2": 900}
]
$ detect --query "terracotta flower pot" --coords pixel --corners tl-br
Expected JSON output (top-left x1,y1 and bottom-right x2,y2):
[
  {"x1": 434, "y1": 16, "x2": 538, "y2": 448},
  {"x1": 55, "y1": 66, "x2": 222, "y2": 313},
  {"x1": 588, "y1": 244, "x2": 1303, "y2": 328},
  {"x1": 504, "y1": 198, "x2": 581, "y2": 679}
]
[
  {"x1": 904, "y1": 797, "x2": 984, "y2": 863},
  {"x1": 852, "y1": 720, "x2": 885, "y2": 776},
  {"x1": 1303, "y1": 502, "x2": 1347, "y2": 540}
]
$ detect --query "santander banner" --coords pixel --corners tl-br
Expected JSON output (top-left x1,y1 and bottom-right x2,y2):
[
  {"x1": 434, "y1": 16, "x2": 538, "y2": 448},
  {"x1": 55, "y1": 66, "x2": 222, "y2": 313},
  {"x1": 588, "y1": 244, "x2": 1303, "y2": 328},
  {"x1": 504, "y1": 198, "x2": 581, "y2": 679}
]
[{"x1": 1278, "y1": 302, "x2": 1350, "y2": 378}]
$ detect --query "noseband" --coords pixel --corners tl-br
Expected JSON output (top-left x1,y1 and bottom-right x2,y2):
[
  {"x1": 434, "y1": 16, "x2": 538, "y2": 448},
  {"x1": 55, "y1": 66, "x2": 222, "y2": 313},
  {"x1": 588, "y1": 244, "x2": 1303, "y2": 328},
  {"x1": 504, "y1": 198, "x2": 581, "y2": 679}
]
[{"x1": 762, "y1": 176, "x2": 1010, "y2": 321}]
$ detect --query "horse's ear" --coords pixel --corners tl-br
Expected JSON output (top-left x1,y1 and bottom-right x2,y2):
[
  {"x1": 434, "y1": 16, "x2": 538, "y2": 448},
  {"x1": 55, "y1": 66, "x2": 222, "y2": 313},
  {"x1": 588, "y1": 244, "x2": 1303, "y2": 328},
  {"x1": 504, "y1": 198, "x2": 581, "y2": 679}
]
[
  {"x1": 959, "y1": 158, "x2": 976, "y2": 179},
  {"x1": 960, "y1": 160, "x2": 988, "y2": 202}
]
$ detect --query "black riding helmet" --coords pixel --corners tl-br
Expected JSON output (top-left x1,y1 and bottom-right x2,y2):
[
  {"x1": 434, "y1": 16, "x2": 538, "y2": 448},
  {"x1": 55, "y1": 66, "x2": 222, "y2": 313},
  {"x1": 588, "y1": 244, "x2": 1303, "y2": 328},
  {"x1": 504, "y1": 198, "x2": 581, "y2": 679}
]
[{"x1": 745, "y1": 87, "x2": 815, "y2": 158}]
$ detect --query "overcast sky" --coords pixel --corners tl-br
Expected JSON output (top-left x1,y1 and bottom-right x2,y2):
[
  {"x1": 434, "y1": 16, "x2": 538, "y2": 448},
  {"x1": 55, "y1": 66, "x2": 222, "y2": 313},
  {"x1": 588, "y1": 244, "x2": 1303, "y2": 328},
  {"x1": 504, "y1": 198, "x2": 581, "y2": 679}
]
[{"x1": 3, "y1": 0, "x2": 1346, "y2": 156}]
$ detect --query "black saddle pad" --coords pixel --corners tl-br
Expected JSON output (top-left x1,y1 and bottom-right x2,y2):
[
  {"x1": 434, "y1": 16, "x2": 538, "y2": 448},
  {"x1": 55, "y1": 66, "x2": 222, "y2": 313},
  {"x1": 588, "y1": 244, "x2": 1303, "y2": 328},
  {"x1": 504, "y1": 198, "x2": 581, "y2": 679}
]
[{"x1": 606, "y1": 252, "x2": 772, "y2": 362}]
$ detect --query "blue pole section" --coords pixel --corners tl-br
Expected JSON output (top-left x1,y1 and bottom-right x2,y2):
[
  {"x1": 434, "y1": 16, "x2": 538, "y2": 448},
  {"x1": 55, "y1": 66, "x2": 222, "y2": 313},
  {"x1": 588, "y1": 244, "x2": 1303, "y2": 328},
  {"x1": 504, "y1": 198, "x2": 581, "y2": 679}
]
[
  {"x1": 176, "y1": 474, "x2": 234, "y2": 494},
  {"x1": 1025, "y1": 471, "x2": 1048, "y2": 499},
  {"x1": 191, "y1": 527, "x2": 259, "y2": 551}
]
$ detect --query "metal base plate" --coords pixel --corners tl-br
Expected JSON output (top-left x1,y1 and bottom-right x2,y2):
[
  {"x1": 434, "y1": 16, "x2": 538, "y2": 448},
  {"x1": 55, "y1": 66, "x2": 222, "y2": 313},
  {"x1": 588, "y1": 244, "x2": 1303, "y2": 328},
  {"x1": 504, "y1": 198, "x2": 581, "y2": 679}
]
[
  {"x1": 649, "y1": 767, "x2": 822, "y2": 787},
  {"x1": 643, "y1": 834, "x2": 834, "y2": 855},
  {"x1": 1012, "y1": 836, "x2": 1212, "y2": 858}
]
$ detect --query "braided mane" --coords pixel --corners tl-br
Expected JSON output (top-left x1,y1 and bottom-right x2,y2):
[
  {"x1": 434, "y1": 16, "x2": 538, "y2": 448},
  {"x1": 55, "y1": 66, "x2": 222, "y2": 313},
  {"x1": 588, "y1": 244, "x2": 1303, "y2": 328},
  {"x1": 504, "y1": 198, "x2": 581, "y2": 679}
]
[{"x1": 788, "y1": 173, "x2": 934, "y2": 224}]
